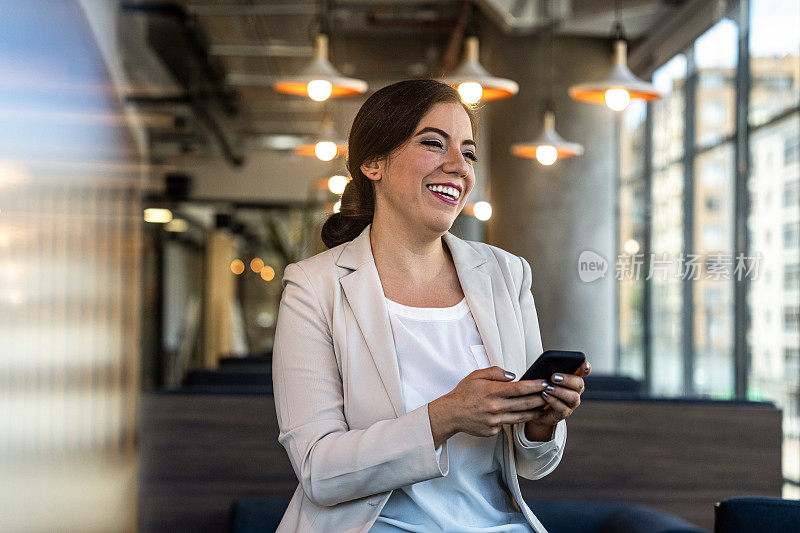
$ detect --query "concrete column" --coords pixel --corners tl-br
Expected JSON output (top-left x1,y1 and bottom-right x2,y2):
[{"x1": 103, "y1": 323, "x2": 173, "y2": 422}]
[{"x1": 482, "y1": 27, "x2": 618, "y2": 372}]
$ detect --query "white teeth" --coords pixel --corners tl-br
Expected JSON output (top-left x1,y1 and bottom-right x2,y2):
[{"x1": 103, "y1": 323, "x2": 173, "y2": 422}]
[{"x1": 427, "y1": 184, "x2": 460, "y2": 200}]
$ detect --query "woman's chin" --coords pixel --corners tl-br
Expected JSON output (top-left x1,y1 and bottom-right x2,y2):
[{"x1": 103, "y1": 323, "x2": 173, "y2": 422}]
[{"x1": 423, "y1": 214, "x2": 456, "y2": 235}]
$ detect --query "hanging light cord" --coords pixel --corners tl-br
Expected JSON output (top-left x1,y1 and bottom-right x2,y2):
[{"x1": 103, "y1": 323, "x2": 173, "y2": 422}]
[
  {"x1": 613, "y1": 0, "x2": 624, "y2": 41},
  {"x1": 546, "y1": 0, "x2": 555, "y2": 114},
  {"x1": 310, "y1": 0, "x2": 331, "y2": 40}
]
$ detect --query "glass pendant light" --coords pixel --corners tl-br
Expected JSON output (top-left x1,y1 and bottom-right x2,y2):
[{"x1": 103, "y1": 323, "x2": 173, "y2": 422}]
[
  {"x1": 273, "y1": 1, "x2": 367, "y2": 101},
  {"x1": 568, "y1": 0, "x2": 662, "y2": 111}
]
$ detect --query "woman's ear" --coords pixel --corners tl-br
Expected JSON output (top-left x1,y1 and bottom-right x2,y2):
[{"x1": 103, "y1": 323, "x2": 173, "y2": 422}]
[{"x1": 360, "y1": 160, "x2": 382, "y2": 181}]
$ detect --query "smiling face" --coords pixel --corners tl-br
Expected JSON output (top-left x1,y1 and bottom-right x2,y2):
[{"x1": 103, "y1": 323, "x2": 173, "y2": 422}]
[{"x1": 362, "y1": 102, "x2": 477, "y2": 239}]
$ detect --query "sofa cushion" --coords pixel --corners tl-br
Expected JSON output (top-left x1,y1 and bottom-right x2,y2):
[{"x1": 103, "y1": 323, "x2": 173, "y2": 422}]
[{"x1": 714, "y1": 497, "x2": 800, "y2": 532}]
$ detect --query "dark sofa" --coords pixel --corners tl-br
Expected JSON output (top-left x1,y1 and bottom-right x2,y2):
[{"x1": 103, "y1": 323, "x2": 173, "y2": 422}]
[{"x1": 230, "y1": 497, "x2": 708, "y2": 532}]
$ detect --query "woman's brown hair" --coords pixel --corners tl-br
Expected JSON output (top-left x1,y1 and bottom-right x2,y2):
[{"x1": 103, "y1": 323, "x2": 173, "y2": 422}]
[{"x1": 320, "y1": 79, "x2": 478, "y2": 249}]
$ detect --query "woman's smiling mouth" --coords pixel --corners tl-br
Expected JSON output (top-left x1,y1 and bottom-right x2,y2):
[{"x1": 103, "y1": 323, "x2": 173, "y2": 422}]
[{"x1": 426, "y1": 184, "x2": 461, "y2": 205}]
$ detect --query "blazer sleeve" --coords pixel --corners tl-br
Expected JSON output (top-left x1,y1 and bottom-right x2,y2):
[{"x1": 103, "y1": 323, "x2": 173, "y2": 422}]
[
  {"x1": 511, "y1": 254, "x2": 567, "y2": 480},
  {"x1": 272, "y1": 263, "x2": 449, "y2": 508}
]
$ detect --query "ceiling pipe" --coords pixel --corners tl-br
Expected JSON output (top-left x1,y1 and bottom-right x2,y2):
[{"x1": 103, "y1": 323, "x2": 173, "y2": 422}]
[
  {"x1": 474, "y1": 0, "x2": 571, "y2": 35},
  {"x1": 121, "y1": 2, "x2": 244, "y2": 167}
]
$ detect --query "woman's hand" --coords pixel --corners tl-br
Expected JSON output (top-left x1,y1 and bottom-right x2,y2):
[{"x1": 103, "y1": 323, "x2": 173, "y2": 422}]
[
  {"x1": 428, "y1": 362, "x2": 592, "y2": 447},
  {"x1": 428, "y1": 366, "x2": 553, "y2": 448},
  {"x1": 524, "y1": 361, "x2": 592, "y2": 441}
]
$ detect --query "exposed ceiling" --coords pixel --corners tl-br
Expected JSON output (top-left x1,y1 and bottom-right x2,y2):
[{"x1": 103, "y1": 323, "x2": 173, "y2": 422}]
[{"x1": 118, "y1": 0, "x2": 688, "y2": 173}]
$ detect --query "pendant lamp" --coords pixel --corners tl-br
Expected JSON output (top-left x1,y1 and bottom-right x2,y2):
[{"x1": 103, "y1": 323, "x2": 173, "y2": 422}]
[
  {"x1": 511, "y1": 107, "x2": 584, "y2": 165},
  {"x1": 441, "y1": 36, "x2": 519, "y2": 104},
  {"x1": 511, "y1": 2, "x2": 582, "y2": 166},
  {"x1": 274, "y1": 0, "x2": 367, "y2": 101},
  {"x1": 294, "y1": 115, "x2": 347, "y2": 161},
  {"x1": 568, "y1": 0, "x2": 662, "y2": 111}
]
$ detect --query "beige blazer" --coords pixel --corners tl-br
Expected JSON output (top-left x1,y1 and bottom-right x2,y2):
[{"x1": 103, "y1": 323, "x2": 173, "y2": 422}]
[{"x1": 272, "y1": 223, "x2": 567, "y2": 533}]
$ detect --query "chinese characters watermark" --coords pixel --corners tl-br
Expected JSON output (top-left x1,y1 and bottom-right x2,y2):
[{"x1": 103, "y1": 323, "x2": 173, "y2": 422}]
[{"x1": 578, "y1": 251, "x2": 764, "y2": 282}]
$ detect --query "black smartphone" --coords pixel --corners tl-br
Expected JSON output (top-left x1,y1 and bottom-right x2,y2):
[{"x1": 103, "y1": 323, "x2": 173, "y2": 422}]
[{"x1": 519, "y1": 350, "x2": 586, "y2": 382}]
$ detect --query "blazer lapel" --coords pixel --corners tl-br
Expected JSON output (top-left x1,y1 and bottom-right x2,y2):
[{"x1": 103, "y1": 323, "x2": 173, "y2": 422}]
[
  {"x1": 336, "y1": 224, "x2": 507, "y2": 420},
  {"x1": 338, "y1": 225, "x2": 405, "y2": 418},
  {"x1": 443, "y1": 232, "x2": 506, "y2": 371}
]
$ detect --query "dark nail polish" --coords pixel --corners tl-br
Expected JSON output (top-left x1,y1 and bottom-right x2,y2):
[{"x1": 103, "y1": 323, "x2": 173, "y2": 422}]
[
  {"x1": 504, "y1": 371, "x2": 515, "y2": 380},
  {"x1": 542, "y1": 391, "x2": 550, "y2": 398},
  {"x1": 545, "y1": 385, "x2": 555, "y2": 392},
  {"x1": 552, "y1": 374, "x2": 564, "y2": 383}
]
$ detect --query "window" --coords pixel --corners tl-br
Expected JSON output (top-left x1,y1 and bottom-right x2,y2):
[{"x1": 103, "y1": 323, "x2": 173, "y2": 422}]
[
  {"x1": 784, "y1": 223, "x2": 799, "y2": 249},
  {"x1": 695, "y1": 18, "x2": 738, "y2": 148},
  {"x1": 785, "y1": 307, "x2": 800, "y2": 333},
  {"x1": 786, "y1": 348, "x2": 800, "y2": 385},
  {"x1": 784, "y1": 179, "x2": 799, "y2": 208},
  {"x1": 785, "y1": 263, "x2": 800, "y2": 290},
  {"x1": 748, "y1": 0, "x2": 800, "y2": 127},
  {"x1": 786, "y1": 135, "x2": 800, "y2": 165},
  {"x1": 618, "y1": 0, "x2": 800, "y2": 496}
]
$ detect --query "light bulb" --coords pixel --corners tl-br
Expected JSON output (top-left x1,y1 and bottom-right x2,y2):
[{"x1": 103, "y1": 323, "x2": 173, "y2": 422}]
[
  {"x1": 605, "y1": 88, "x2": 630, "y2": 111},
  {"x1": 535, "y1": 145, "x2": 558, "y2": 166},
  {"x1": 230, "y1": 259, "x2": 245, "y2": 275},
  {"x1": 328, "y1": 175, "x2": 348, "y2": 194},
  {"x1": 315, "y1": 141, "x2": 338, "y2": 161},
  {"x1": 473, "y1": 201, "x2": 492, "y2": 221},
  {"x1": 165, "y1": 218, "x2": 188, "y2": 232},
  {"x1": 623, "y1": 238, "x2": 640, "y2": 255},
  {"x1": 307, "y1": 79, "x2": 333, "y2": 101},
  {"x1": 333, "y1": 200, "x2": 342, "y2": 213},
  {"x1": 458, "y1": 82, "x2": 483, "y2": 104},
  {"x1": 250, "y1": 257, "x2": 264, "y2": 273},
  {"x1": 144, "y1": 208, "x2": 173, "y2": 223},
  {"x1": 260, "y1": 265, "x2": 275, "y2": 282}
]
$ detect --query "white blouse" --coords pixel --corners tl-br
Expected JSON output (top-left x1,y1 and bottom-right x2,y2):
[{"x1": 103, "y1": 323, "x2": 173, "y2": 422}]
[{"x1": 370, "y1": 296, "x2": 545, "y2": 532}]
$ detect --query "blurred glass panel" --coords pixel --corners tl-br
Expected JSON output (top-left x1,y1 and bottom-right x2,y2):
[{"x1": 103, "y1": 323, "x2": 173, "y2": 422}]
[
  {"x1": 620, "y1": 100, "x2": 647, "y2": 180},
  {"x1": 652, "y1": 54, "x2": 687, "y2": 169},
  {"x1": 749, "y1": 0, "x2": 800, "y2": 127},
  {"x1": 748, "y1": 113, "x2": 800, "y2": 487},
  {"x1": 651, "y1": 163, "x2": 684, "y2": 395},
  {"x1": 619, "y1": 175, "x2": 646, "y2": 379},
  {"x1": 695, "y1": 18, "x2": 738, "y2": 148},
  {"x1": 693, "y1": 143, "x2": 735, "y2": 398},
  {"x1": 619, "y1": 100, "x2": 647, "y2": 379},
  {"x1": 0, "y1": 2, "x2": 141, "y2": 529}
]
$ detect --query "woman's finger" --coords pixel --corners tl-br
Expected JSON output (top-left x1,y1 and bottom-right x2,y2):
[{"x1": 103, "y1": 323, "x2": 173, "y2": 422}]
[
  {"x1": 544, "y1": 385, "x2": 580, "y2": 409},
  {"x1": 503, "y1": 393, "x2": 548, "y2": 412},
  {"x1": 541, "y1": 390, "x2": 572, "y2": 420},
  {"x1": 550, "y1": 373, "x2": 584, "y2": 394}
]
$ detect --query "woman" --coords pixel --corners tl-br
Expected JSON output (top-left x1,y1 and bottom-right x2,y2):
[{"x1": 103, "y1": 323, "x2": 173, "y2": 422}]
[{"x1": 272, "y1": 79, "x2": 591, "y2": 532}]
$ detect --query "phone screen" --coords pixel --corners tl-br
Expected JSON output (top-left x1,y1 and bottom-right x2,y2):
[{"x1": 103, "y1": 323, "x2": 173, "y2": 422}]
[{"x1": 519, "y1": 350, "x2": 586, "y2": 381}]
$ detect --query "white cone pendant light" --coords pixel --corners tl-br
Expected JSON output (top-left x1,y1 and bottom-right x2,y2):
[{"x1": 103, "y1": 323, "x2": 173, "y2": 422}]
[
  {"x1": 441, "y1": 36, "x2": 519, "y2": 104},
  {"x1": 511, "y1": 109, "x2": 584, "y2": 165},
  {"x1": 568, "y1": 39, "x2": 662, "y2": 111},
  {"x1": 294, "y1": 116, "x2": 347, "y2": 161},
  {"x1": 274, "y1": 34, "x2": 367, "y2": 101}
]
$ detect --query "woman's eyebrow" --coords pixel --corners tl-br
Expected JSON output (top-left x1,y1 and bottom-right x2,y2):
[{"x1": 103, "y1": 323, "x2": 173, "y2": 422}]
[{"x1": 414, "y1": 126, "x2": 477, "y2": 148}]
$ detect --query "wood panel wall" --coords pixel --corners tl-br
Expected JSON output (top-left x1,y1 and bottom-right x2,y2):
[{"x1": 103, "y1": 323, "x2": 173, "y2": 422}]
[{"x1": 138, "y1": 394, "x2": 781, "y2": 532}]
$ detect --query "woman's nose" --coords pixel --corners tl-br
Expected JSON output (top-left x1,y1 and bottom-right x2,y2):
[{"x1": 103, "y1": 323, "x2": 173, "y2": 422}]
[{"x1": 442, "y1": 145, "x2": 469, "y2": 176}]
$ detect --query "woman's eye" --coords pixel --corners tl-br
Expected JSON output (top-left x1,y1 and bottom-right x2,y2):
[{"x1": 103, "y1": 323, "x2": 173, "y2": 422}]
[
  {"x1": 421, "y1": 140, "x2": 444, "y2": 149},
  {"x1": 421, "y1": 140, "x2": 477, "y2": 162}
]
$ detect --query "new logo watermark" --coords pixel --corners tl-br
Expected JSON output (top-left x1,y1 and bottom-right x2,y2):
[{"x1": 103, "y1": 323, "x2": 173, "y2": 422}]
[
  {"x1": 578, "y1": 251, "x2": 764, "y2": 282},
  {"x1": 578, "y1": 250, "x2": 608, "y2": 282}
]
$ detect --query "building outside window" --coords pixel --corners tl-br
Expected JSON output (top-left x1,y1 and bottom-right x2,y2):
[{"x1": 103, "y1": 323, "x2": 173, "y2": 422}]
[{"x1": 618, "y1": 0, "x2": 800, "y2": 495}]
